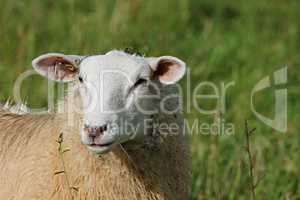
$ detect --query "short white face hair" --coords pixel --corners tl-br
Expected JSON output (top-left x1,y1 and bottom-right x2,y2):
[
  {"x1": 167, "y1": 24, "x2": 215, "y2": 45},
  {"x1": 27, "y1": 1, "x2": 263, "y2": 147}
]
[{"x1": 32, "y1": 50, "x2": 186, "y2": 154}]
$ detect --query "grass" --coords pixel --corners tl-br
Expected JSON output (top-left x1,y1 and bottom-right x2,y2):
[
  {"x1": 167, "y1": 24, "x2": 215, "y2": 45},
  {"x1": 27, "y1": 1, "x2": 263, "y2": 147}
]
[{"x1": 0, "y1": 0, "x2": 299, "y2": 199}]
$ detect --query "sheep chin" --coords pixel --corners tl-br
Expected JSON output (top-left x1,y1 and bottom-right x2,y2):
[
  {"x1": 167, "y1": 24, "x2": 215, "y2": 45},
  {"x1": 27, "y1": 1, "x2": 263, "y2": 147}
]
[{"x1": 86, "y1": 144, "x2": 113, "y2": 155}]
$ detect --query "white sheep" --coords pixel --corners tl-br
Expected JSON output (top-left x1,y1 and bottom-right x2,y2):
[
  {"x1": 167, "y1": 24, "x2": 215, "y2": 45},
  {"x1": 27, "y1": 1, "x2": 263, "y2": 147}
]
[{"x1": 0, "y1": 50, "x2": 190, "y2": 199}]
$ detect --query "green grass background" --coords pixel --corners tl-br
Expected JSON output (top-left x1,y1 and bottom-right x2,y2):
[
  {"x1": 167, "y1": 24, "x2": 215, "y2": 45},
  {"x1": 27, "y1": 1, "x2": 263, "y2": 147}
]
[{"x1": 0, "y1": 0, "x2": 299, "y2": 199}]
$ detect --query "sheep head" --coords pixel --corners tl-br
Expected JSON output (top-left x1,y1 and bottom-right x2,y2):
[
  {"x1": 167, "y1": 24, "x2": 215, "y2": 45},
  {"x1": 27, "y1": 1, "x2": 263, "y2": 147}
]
[{"x1": 32, "y1": 50, "x2": 186, "y2": 154}]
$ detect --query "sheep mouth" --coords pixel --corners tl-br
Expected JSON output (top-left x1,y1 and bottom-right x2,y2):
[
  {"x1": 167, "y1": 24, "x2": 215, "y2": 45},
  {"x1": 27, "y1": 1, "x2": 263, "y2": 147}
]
[
  {"x1": 88, "y1": 141, "x2": 115, "y2": 148},
  {"x1": 86, "y1": 142, "x2": 115, "y2": 154}
]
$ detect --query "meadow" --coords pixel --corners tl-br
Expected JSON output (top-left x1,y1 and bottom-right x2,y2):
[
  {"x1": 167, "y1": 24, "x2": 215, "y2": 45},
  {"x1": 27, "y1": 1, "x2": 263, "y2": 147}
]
[{"x1": 0, "y1": 0, "x2": 299, "y2": 199}]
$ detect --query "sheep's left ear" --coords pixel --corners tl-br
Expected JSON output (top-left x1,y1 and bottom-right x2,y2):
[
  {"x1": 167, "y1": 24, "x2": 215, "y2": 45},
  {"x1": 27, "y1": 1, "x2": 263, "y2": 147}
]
[
  {"x1": 32, "y1": 53, "x2": 83, "y2": 82},
  {"x1": 147, "y1": 56, "x2": 186, "y2": 84}
]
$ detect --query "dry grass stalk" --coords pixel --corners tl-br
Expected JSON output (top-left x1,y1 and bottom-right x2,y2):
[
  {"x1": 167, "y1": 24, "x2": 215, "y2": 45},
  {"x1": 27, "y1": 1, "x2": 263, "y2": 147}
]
[
  {"x1": 244, "y1": 120, "x2": 257, "y2": 200},
  {"x1": 55, "y1": 132, "x2": 78, "y2": 199}
]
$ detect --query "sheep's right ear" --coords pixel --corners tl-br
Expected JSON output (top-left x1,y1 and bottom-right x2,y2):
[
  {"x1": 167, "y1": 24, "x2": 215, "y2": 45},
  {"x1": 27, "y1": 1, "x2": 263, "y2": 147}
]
[{"x1": 32, "y1": 53, "x2": 83, "y2": 82}]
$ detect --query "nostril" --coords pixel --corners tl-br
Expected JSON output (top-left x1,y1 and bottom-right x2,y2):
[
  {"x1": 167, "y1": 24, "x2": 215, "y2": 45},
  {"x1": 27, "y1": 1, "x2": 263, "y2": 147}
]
[
  {"x1": 97, "y1": 124, "x2": 107, "y2": 133},
  {"x1": 102, "y1": 124, "x2": 107, "y2": 132},
  {"x1": 84, "y1": 125, "x2": 96, "y2": 136}
]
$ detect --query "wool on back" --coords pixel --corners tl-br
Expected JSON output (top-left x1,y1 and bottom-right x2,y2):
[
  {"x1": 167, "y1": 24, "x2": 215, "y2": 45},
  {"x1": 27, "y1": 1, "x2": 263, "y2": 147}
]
[{"x1": 0, "y1": 105, "x2": 190, "y2": 200}]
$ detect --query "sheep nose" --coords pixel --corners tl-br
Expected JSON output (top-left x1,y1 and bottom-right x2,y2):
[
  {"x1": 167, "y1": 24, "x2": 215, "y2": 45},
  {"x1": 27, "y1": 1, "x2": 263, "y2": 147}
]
[{"x1": 84, "y1": 124, "x2": 107, "y2": 139}]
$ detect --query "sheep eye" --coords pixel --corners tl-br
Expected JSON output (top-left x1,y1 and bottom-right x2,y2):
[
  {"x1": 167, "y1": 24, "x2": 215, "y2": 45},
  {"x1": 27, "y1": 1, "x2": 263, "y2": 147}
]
[
  {"x1": 133, "y1": 78, "x2": 147, "y2": 88},
  {"x1": 79, "y1": 76, "x2": 83, "y2": 83},
  {"x1": 74, "y1": 59, "x2": 81, "y2": 65},
  {"x1": 128, "y1": 78, "x2": 147, "y2": 95}
]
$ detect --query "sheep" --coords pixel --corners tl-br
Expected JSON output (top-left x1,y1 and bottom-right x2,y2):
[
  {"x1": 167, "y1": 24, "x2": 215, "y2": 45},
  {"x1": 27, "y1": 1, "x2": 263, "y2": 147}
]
[{"x1": 0, "y1": 50, "x2": 190, "y2": 200}]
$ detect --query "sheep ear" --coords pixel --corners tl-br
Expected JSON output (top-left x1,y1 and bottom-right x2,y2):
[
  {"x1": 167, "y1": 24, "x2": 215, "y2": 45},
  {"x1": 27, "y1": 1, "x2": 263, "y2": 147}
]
[
  {"x1": 147, "y1": 56, "x2": 186, "y2": 84},
  {"x1": 32, "y1": 53, "x2": 83, "y2": 82}
]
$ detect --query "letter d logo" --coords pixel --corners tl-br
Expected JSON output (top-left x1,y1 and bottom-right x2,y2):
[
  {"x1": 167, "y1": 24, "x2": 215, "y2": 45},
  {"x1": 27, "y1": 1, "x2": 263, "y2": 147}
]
[{"x1": 251, "y1": 67, "x2": 287, "y2": 133}]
